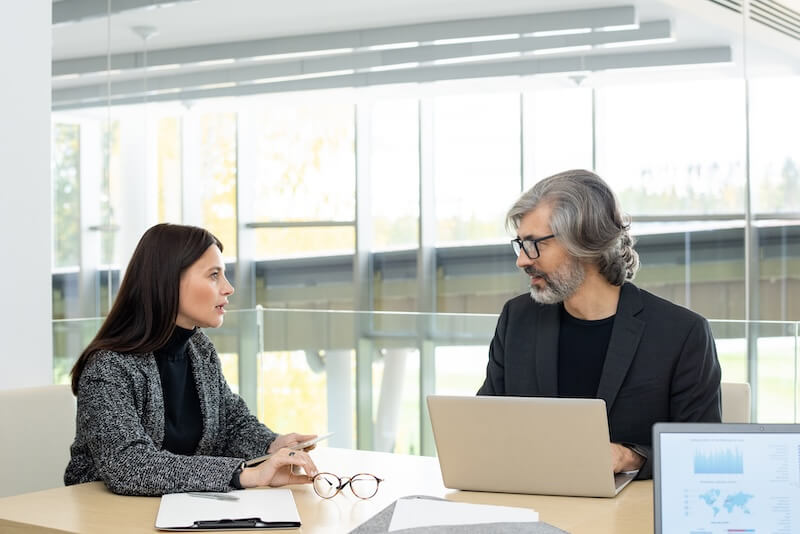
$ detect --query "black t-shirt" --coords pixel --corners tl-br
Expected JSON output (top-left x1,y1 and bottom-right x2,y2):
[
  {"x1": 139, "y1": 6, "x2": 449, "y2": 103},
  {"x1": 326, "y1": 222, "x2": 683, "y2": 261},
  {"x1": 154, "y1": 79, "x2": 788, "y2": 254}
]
[
  {"x1": 557, "y1": 305, "x2": 615, "y2": 398},
  {"x1": 155, "y1": 326, "x2": 203, "y2": 455}
]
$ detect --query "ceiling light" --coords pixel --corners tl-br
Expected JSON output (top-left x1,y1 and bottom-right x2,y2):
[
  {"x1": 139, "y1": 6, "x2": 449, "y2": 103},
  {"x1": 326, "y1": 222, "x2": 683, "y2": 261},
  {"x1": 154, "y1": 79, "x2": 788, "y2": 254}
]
[
  {"x1": 432, "y1": 34, "x2": 520, "y2": 45},
  {"x1": 432, "y1": 52, "x2": 522, "y2": 65},
  {"x1": 530, "y1": 28, "x2": 591, "y2": 37},
  {"x1": 531, "y1": 45, "x2": 593, "y2": 56},
  {"x1": 596, "y1": 37, "x2": 676, "y2": 49},
  {"x1": 366, "y1": 42, "x2": 420, "y2": 51}
]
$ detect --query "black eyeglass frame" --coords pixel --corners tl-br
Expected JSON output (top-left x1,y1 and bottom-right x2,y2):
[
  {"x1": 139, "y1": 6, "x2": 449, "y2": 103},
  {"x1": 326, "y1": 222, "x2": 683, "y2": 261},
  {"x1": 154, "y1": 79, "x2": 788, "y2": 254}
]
[
  {"x1": 311, "y1": 472, "x2": 385, "y2": 500},
  {"x1": 511, "y1": 234, "x2": 556, "y2": 260}
]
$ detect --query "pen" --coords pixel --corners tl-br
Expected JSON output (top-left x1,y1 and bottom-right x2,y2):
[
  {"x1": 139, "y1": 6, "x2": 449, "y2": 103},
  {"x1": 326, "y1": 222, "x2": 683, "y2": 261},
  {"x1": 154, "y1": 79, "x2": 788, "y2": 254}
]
[{"x1": 187, "y1": 492, "x2": 240, "y2": 501}]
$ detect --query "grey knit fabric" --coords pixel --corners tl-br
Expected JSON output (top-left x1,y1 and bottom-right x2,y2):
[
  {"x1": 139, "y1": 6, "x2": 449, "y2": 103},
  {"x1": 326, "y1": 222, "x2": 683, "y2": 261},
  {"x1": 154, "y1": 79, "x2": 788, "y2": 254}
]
[{"x1": 64, "y1": 329, "x2": 277, "y2": 496}]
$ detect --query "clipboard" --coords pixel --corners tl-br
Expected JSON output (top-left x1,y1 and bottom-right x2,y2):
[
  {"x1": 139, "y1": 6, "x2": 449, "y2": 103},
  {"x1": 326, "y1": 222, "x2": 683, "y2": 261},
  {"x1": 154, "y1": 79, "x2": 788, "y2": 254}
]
[{"x1": 155, "y1": 489, "x2": 301, "y2": 531}]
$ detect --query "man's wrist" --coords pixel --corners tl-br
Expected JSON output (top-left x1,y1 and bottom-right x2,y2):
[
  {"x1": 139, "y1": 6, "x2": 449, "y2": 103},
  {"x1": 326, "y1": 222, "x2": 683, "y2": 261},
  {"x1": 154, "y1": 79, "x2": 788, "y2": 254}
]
[{"x1": 623, "y1": 444, "x2": 647, "y2": 470}]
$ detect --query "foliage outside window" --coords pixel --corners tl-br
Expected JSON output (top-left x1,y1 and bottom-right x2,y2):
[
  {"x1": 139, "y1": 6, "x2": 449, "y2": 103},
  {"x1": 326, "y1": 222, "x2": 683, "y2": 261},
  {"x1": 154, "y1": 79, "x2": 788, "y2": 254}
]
[{"x1": 52, "y1": 123, "x2": 80, "y2": 268}]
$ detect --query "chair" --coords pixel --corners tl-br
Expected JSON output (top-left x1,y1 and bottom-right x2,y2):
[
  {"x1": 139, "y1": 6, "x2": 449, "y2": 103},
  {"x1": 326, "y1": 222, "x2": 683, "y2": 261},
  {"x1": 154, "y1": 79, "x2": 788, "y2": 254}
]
[
  {"x1": 0, "y1": 385, "x2": 76, "y2": 497},
  {"x1": 721, "y1": 382, "x2": 751, "y2": 423}
]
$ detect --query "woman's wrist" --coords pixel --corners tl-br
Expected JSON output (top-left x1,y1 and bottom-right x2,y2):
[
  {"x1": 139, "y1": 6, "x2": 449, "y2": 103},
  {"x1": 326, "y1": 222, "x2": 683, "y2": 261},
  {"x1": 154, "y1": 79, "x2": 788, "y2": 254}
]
[{"x1": 238, "y1": 466, "x2": 261, "y2": 488}]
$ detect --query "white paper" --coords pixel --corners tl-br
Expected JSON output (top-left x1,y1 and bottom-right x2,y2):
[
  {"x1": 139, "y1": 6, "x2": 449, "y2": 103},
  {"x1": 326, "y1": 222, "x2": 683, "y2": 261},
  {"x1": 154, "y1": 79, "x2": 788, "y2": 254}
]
[
  {"x1": 155, "y1": 488, "x2": 300, "y2": 530},
  {"x1": 388, "y1": 498, "x2": 539, "y2": 532}
]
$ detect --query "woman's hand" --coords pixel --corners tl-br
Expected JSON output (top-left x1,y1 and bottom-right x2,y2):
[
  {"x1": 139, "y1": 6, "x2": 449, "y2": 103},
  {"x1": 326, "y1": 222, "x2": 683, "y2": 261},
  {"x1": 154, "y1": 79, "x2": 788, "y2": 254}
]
[
  {"x1": 268, "y1": 433, "x2": 318, "y2": 453},
  {"x1": 239, "y1": 448, "x2": 319, "y2": 488}
]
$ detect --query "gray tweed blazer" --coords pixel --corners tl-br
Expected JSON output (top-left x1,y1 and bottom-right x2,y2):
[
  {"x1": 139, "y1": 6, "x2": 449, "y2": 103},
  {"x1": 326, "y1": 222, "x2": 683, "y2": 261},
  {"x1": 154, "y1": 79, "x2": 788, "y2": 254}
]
[{"x1": 64, "y1": 329, "x2": 277, "y2": 496}]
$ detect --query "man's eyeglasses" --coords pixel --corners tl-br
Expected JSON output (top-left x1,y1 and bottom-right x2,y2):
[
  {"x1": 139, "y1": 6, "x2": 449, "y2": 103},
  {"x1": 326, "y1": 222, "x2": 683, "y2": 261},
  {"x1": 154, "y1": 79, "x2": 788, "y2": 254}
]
[
  {"x1": 511, "y1": 234, "x2": 555, "y2": 260},
  {"x1": 312, "y1": 472, "x2": 384, "y2": 500}
]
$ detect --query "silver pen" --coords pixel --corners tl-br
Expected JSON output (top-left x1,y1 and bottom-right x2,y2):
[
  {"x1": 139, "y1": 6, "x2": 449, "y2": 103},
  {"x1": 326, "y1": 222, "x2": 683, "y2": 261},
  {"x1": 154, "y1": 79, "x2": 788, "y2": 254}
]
[{"x1": 187, "y1": 492, "x2": 240, "y2": 501}]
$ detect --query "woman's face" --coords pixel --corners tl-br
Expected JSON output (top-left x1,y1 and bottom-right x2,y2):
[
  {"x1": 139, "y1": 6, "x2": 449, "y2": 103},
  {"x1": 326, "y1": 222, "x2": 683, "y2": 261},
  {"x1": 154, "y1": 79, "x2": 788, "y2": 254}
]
[{"x1": 176, "y1": 245, "x2": 234, "y2": 329}]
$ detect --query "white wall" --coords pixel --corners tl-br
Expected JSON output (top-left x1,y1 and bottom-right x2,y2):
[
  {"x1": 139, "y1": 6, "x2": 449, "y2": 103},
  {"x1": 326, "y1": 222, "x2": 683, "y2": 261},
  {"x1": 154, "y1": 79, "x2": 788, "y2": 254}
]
[{"x1": 0, "y1": 4, "x2": 53, "y2": 389}]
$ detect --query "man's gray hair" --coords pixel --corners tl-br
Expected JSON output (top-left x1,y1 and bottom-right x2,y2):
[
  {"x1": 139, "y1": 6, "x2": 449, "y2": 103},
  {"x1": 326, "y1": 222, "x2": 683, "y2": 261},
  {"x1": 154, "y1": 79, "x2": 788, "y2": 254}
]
[{"x1": 507, "y1": 169, "x2": 639, "y2": 286}]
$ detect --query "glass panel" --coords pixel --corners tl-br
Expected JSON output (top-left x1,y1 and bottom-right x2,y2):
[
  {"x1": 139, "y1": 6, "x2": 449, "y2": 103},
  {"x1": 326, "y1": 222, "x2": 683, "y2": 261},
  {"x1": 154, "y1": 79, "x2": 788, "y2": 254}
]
[
  {"x1": 52, "y1": 122, "x2": 81, "y2": 269},
  {"x1": 52, "y1": 312, "x2": 800, "y2": 453},
  {"x1": 370, "y1": 99, "x2": 420, "y2": 250},
  {"x1": 253, "y1": 226, "x2": 355, "y2": 259},
  {"x1": 595, "y1": 79, "x2": 746, "y2": 216},
  {"x1": 198, "y1": 111, "x2": 238, "y2": 257},
  {"x1": 523, "y1": 88, "x2": 593, "y2": 187},
  {"x1": 372, "y1": 347, "x2": 420, "y2": 455},
  {"x1": 433, "y1": 92, "x2": 521, "y2": 245},
  {"x1": 157, "y1": 116, "x2": 182, "y2": 223},
  {"x1": 435, "y1": 345, "x2": 490, "y2": 396},
  {"x1": 101, "y1": 118, "x2": 121, "y2": 267},
  {"x1": 249, "y1": 100, "x2": 355, "y2": 223}
]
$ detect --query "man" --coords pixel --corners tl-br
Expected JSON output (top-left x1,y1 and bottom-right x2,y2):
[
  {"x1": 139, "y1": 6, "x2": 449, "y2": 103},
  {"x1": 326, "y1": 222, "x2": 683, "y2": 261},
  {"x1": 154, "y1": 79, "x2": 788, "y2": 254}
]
[{"x1": 478, "y1": 169, "x2": 721, "y2": 479}]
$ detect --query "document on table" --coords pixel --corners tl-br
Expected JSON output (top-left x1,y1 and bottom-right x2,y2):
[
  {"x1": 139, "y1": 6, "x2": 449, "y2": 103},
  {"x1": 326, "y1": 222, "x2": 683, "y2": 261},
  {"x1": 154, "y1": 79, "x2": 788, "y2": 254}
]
[
  {"x1": 155, "y1": 488, "x2": 301, "y2": 530},
  {"x1": 387, "y1": 498, "x2": 539, "y2": 531}
]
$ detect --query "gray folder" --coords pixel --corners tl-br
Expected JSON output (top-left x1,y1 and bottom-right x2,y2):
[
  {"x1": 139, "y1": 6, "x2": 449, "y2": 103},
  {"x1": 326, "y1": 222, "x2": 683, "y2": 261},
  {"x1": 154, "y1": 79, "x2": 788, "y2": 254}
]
[{"x1": 349, "y1": 495, "x2": 569, "y2": 534}]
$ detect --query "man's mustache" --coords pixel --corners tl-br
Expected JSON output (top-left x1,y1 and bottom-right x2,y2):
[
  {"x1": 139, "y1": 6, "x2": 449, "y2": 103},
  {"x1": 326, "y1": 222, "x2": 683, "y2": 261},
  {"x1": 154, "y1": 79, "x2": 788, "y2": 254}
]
[{"x1": 523, "y1": 266, "x2": 549, "y2": 283}]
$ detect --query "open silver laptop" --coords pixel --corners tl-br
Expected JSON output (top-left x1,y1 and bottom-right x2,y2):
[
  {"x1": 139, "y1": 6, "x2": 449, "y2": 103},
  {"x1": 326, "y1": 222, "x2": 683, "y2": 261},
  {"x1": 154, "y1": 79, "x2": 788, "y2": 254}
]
[
  {"x1": 426, "y1": 395, "x2": 637, "y2": 498},
  {"x1": 653, "y1": 422, "x2": 800, "y2": 534}
]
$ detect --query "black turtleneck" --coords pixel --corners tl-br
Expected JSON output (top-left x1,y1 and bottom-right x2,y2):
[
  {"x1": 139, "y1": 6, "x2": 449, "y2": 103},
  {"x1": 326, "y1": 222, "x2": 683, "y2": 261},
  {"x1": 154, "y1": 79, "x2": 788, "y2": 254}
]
[
  {"x1": 155, "y1": 326, "x2": 203, "y2": 455},
  {"x1": 557, "y1": 304, "x2": 615, "y2": 398}
]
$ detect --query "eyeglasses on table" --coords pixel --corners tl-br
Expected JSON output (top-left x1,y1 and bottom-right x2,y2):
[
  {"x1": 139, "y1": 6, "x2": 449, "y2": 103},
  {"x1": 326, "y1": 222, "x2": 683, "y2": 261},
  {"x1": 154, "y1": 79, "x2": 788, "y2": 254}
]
[{"x1": 312, "y1": 472, "x2": 384, "y2": 499}]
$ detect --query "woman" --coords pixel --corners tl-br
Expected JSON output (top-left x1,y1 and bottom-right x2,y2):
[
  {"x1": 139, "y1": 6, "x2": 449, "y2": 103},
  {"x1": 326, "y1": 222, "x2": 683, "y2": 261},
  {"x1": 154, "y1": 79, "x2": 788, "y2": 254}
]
[{"x1": 64, "y1": 223, "x2": 318, "y2": 496}]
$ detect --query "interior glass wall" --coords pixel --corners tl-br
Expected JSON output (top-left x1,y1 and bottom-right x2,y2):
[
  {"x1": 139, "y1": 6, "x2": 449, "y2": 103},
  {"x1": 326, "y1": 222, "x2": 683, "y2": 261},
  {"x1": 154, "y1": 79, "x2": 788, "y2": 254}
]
[{"x1": 51, "y1": 1, "x2": 800, "y2": 444}]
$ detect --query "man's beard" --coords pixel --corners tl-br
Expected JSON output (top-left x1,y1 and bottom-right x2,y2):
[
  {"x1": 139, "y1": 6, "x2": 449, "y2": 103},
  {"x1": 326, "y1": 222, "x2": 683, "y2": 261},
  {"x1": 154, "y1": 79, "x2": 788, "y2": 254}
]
[{"x1": 524, "y1": 257, "x2": 585, "y2": 305}]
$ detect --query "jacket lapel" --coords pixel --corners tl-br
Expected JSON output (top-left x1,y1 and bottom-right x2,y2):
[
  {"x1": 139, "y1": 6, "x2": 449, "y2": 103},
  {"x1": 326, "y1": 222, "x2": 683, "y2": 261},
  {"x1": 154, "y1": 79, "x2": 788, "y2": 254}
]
[
  {"x1": 596, "y1": 283, "x2": 645, "y2": 414},
  {"x1": 186, "y1": 338, "x2": 214, "y2": 454},
  {"x1": 144, "y1": 354, "x2": 166, "y2": 448},
  {"x1": 535, "y1": 304, "x2": 560, "y2": 396}
]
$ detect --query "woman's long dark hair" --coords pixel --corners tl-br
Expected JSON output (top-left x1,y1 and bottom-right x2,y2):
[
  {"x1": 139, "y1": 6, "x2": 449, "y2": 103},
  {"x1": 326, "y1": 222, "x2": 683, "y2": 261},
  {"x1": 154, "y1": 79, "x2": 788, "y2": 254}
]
[{"x1": 70, "y1": 223, "x2": 223, "y2": 394}]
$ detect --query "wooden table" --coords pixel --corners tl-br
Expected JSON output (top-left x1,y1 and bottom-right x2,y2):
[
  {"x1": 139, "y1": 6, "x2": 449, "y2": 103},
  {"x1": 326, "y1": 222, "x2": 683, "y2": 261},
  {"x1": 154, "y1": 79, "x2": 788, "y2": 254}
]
[{"x1": 0, "y1": 447, "x2": 653, "y2": 533}]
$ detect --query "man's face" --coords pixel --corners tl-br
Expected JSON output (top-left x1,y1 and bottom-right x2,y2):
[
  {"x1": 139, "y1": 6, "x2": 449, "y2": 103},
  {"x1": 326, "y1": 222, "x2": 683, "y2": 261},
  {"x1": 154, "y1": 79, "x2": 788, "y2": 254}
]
[{"x1": 515, "y1": 203, "x2": 585, "y2": 304}]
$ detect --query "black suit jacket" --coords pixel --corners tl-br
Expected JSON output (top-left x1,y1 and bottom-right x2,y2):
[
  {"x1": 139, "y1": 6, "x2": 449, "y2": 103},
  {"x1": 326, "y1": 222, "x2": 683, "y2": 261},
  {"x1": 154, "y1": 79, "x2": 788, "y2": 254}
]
[{"x1": 477, "y1": 282, "x2": 721, "y2": 479}]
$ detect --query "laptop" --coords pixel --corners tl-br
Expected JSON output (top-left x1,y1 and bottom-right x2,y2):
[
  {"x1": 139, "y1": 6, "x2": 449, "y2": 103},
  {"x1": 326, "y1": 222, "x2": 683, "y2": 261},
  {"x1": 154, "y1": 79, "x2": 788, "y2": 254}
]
[
  {"x1": 653, "y1": 422, "x2": 800, "y2": 534},
  {"x1": 426, "y1": 395, "x2": 637, "y2": 497}
]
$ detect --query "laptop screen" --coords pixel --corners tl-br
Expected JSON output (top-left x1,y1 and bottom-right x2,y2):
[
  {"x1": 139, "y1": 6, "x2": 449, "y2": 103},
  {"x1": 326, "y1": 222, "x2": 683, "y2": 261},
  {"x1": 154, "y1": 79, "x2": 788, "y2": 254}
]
[{"x1": 656, "y1": 426, "x2": 800, "y2": 534}]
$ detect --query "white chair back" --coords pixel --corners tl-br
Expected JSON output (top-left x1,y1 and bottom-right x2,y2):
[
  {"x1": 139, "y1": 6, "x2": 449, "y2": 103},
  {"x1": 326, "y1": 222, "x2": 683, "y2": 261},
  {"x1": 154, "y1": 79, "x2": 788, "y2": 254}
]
[
  {"x1": 721, "y1": 382, "x2": 751, "y2": 423},
  {"x1": 0, "y1": 385, "x2": 76, "y2": 497}
]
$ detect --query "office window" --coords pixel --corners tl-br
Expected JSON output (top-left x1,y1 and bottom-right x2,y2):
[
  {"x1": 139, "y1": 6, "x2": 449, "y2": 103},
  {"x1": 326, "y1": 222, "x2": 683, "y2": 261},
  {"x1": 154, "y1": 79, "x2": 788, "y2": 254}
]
[
  {"x1": 433, "y1": 93, "x2": 521, "y2": 245},
  {"x1": 100, "y1": 119, "x2": 121, "y2": 267},
  {"x1": 52, "y1": 123, "x2": 81, "y2": 268},
  {"x1": 157, "y1": 117, "x2": 182, "y2": 223},
  {"x1": 244, "y1": 101, "x2": 355, "y2": 259},
  {"x1": 750, "y1": 77, "x2": 800, "y2": 214},
  {"x1": 369, "y1": 99, "x2": 420, "y2": 250},
  {"x1": 595, "y1": 80, "x2": 746, "y2": 215},
  {"x1": 523, "y1": 88, "x2": 593, "y2": 187},
  {"x1": 198, "y1": 112, "x2": 238, "y2": 256}
]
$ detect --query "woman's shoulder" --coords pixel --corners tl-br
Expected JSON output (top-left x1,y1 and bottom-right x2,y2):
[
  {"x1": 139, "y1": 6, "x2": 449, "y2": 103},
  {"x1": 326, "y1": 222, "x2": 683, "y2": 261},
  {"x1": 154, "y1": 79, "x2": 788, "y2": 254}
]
[{"x1": 81, "y1": 348, "x2": 152, "y2": 380}]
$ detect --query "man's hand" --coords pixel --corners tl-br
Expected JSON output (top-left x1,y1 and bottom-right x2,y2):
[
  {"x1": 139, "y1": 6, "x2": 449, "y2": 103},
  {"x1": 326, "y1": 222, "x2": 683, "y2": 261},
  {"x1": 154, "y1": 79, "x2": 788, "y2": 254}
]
[
  {"x1": 610, "y1": 443, "x2": 645, "y2": 473},
  {"x1": 268, "y1": 433, "x2": 318, "y2": 454}
]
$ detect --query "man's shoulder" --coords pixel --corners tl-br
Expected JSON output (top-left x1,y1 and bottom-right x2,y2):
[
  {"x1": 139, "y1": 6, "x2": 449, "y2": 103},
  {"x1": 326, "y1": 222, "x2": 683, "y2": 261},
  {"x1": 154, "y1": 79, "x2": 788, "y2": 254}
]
[
  {"x1": 504, "y1": 292, "x2": 541, "y2": 312},
  {"x1": 633, "y1": 284, "x2": 708, "y2": 327}
]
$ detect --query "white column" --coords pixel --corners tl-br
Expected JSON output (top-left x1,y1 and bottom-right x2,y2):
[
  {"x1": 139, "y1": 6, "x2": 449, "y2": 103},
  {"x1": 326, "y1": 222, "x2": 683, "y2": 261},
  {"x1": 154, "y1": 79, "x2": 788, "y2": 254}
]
[
  {"x1": 0, "y1": 3, "x2": 52, "y2": 389},
  {"x1": 325, "y1": 350, "x2": 354, "y2": 449},
  {"x1": 374, "y1": 349, "x2": 408, "y2": 452}
]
